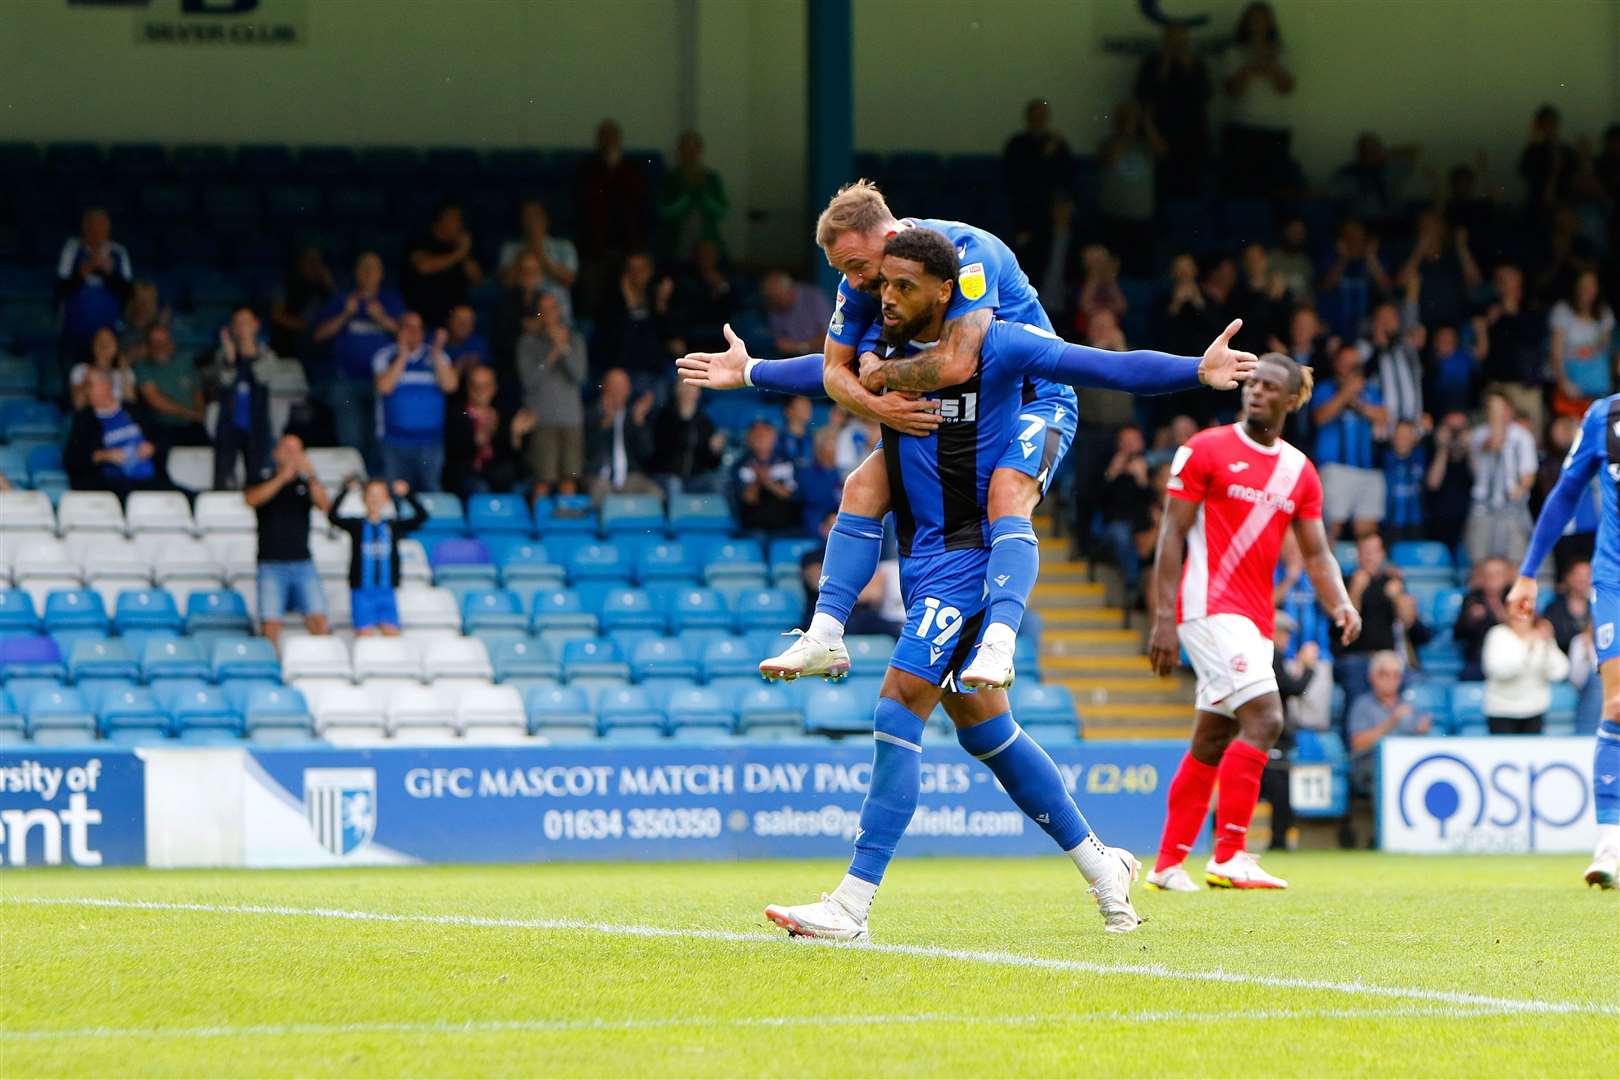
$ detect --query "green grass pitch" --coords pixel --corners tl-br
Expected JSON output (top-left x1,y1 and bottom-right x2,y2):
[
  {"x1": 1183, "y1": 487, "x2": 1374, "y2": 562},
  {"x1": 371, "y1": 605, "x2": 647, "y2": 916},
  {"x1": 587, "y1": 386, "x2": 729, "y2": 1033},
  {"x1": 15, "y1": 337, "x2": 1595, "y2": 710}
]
[{"x1": 3, "y1": 852, "x2": 1615, "y2": 1077}]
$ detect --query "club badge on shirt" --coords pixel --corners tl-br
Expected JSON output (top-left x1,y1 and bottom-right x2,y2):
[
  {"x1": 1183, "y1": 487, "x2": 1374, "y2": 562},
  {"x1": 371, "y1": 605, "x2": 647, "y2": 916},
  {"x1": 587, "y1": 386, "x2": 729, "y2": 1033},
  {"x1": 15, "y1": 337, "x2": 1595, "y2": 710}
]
[{"x1": 958, "y1": 262, "x2": 987, "y2": 301}]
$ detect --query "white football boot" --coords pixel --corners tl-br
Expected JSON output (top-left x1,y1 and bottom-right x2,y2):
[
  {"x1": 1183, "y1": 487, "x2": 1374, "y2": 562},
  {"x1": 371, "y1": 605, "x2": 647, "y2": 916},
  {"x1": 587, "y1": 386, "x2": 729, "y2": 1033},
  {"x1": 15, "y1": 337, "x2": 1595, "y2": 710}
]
[
  {"x1": 1089, "y1": 846, "x2": 1144, "y2": 933},
  {"x1": 759, "y1": 630, "x2": 850, "y2": 682},
  {"x1": 1205, "y1": 850, "x2": 1288, "y2": 889},
  {"x1": 763, "y1": 894, "x2": 869, "y2": 942},
  {"x1": 1145, "y1": 864, "x2": 1201, "y2": 892},
  {"x1": 960, "y1": 631, "x2": 1017, "y2": 691},
  {"x1": 1584, "y1": 843, "x2": 1618, "y2": 890}
]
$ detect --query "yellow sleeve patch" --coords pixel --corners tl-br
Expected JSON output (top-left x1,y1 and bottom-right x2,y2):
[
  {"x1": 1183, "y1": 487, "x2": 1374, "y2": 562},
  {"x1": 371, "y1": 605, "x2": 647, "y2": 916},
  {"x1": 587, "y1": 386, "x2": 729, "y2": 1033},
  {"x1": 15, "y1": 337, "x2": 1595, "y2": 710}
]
[{"x1": 958, "y1": 262, "x2": 986, "y2": 302}]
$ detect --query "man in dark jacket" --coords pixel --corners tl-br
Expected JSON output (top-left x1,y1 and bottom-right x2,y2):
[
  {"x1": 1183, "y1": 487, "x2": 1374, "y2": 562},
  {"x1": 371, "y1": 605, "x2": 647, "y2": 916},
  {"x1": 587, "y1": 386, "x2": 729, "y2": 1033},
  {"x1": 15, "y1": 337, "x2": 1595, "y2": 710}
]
[
  {"x1": 651, "y1": 378, "x2": 725, "y2": 494},
  {"x1": 64, "y1": 368, "x2": 164, "y2": 497},
  {"x1": 331, "y1": 478, "x2": 427, "y2": 637},
  {"x1": 584, "y1": 366, "x2": 659, "y2": 503},
  {"x1": 443, "y1": 364, "x2": 534, "y2": 498},
  {"x1": 209, "y1": 307, "x2": 274, "y2": 490}
]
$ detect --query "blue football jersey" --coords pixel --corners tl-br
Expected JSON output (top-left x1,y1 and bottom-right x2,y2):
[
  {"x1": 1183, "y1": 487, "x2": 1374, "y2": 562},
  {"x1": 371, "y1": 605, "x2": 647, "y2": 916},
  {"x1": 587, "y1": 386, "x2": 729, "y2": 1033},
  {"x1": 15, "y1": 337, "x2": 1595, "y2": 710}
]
[
  {"x1": 1551, "y1": 395, "x2": 1620, "y2": 584},
  {"x1": 827, "y1": 217, "x2": 1076, "y2": 412}
]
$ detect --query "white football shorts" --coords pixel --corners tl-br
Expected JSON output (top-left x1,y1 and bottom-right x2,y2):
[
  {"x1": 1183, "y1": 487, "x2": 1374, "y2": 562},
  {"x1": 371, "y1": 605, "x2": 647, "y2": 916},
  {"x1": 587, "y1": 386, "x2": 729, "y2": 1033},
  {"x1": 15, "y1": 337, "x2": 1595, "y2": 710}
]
[{"x1": 1179, "y1": 613, "x2": 1279, "y2": 718}]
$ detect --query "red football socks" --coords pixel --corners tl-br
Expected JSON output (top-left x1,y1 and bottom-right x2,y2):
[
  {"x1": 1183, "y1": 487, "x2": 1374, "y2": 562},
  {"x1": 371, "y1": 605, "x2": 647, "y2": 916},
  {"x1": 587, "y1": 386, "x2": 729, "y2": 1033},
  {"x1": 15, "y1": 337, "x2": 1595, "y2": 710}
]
[
  {"x1": 1155, "y1": 753, "x2": 1218, "y2": 872},
  {"x1": 1213, "y1": 740, "x2": 1270, "y2": 863}
]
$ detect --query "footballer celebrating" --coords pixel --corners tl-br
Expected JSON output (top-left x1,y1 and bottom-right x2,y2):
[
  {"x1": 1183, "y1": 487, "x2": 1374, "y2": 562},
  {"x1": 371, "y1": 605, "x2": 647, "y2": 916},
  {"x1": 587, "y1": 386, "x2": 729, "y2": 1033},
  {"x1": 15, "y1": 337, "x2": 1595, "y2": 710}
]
[{"x1": 1146, "y1": 353, "x2": 1361, "y2": 892}]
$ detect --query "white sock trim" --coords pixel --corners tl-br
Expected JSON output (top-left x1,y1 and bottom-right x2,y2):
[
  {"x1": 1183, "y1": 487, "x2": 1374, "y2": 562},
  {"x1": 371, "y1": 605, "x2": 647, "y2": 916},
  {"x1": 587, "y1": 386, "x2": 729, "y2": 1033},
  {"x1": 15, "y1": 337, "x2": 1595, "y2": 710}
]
[
  {"x1": 874, "y1": 730, "x2": 923, "y2": 753},
  {"x1": 831, "y1": 874, "x2": 877, "y2": 920},
  {"x1": 807, "y1": 612, "x2": 844, "y2": 643},
  {"x1": 972, "y1": 725, "x2": 1023, "y2": 761}
]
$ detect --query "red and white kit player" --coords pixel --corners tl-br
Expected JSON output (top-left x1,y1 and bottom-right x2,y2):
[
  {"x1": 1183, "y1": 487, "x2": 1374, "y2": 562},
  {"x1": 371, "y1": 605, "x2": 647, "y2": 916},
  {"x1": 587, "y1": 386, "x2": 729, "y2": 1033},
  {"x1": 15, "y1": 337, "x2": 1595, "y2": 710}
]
[{"x1": 1145, "y1": 353, "x2": 1361, "y2": 891}]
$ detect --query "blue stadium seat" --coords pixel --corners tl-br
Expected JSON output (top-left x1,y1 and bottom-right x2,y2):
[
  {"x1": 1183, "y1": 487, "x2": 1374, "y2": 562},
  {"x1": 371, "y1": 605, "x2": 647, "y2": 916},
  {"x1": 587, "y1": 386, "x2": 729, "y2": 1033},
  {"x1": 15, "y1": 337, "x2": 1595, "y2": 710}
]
[
  {"x1": 1449, "y1": 683, "x2": 1486, "y2": 730},
  {"x1": 413, "y1": 492, "x2": 467, "y2": 537},
  {"x1": 533, "y1": 494, "x2": 596, "y2": 535},
  {"x1": 490, "y1": 638, "x2": 561, "y2": 682},
  {"x1": 1289, "y1": 730, "x2": 1350, "y2": 817},
  {"x1": 700, "y1": 539, "x2": 768, "y2": 586},
  {"x1": 1547, "y1": 682, "x2": 1579, "y2": 729},
  {"x1": 600, "y1": 588, "x2": 664, "y2": 632},
  {"x1": 701, "y1": 637, "x2": 760, "y2": 681},
  {"x1": 600, "y1": 494, "x2": 664, "y2": 536},
  {"x1": 1331, "y1": 540, "x2": 1358, "y2": 575},
  {"x1": 844, "y1": 635, "x2": 895, "y2": 667},
  {"x1": 237, "y1": 144, "x2": 297, "y2": 178},
  {"x1": 462, "y1": 590, "x2": 528, "y2": 633},
  {"x1": 1418, "y1": 635, "x2": 1464, "y2": 678},
  {"x1": 804, "y1": 681, "x2": 873, "y2": 735},
  {"x1": 0, "y1": 689, "x2": 23, "y2": 743},
  {"x1": 1429, "y1": 588, "x2": 1466, "y2": 629},
  {"x1": 666, "y1": 686, "x2": 734, "y2": 734},
  {"x1": 467, "y1": 494, "x2": 533, "y2": 536},
  {"x1": 566, "y1": 542, "x2": 631, "y2": 584},
  {"x1": 43, "y1": 590, "x2": 109, "y2": 633},
  {"x1": 96, "y1": 686, "x2": 169, "y2": 740},
  {"x1": 0, "y1": 635, "x2": 66, "y2": 682},
  {"x1": 1011, "y1": 682, "x2": 1079, "y2": 731},
  {"x1": 732, "y1": 681, "x2": 803, "y2": 734},
  {"x1": 667, "y1": 494, "x2": 733, "y2": 535},
  {"x1": 185, "y1": 590, "x2": 253, "y2": 635},
  {"x1": 668, "y1": 587, "x2": 731, "y2": 632},
  {"x1": 497, "y1": 541, "x2": 566, "y2": 588},
  {"x1": 68, "y1": 639, "x2": 138, "y2": 685},
  {"x1": 25, "y1": 687, "x2": 95, "y2": 743},
  {"x1": 430, "y1": 538, "x2": 497, "y2": 585},
  {"x1": 603, "y1": 628, "x2": 661, "y2": 659},
  {"x1": 211, "y1": 638, "x2": 280, "y2": 683},
  {"x1": 1402, "y1": 682, "x2": 1453, "y2": 731},
  {"x1": 160, "y1": 680, "x2": 241, "y2": 735},
  {"x1": 525, "y1": 685, "x2": 596, "y2": 739},
  {"x1": 731, "y1": 588, "x2": 797, "y2": 632},
  {"x1": 596, "y1": 686, "x2": 666, "y2": 736},
  {"x1": 635, "y1": 540, "x2": 699, "y2": 585},
  {"x1": 1391, "y1": 541, "x2": 1456, "y2": 583},
  {"x1": 631, "y1": 638, "x2": 699, "y2": 682},
  {"x1": 0, "y1": 590, "x2": 40, "y2": 634},
  {"x1": 561, "y1": 639, "x2": 629, "y2": 680},
  {"x1": 113, "y1": 590, "x2": 182, "y2": 635},
  {"x1": 767, "y1": 537, "x2": 818, "y2": 570},
  {"x1": 229, "y1": 684, "x2": 314, "y2": 743},
  {"x1": 140, "y1": 638, "x2": 210, "y2": 685},
  {"x1": 571, "y1": 581, "x2": 619, "y2": 617}
]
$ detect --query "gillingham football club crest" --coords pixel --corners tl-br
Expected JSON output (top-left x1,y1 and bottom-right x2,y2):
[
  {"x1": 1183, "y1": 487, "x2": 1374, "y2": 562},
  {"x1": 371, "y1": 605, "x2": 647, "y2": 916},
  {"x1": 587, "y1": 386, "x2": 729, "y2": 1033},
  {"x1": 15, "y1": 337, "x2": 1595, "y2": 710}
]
[{"x1": 304, "y1": 768, "x2": 377, "y2": 856}]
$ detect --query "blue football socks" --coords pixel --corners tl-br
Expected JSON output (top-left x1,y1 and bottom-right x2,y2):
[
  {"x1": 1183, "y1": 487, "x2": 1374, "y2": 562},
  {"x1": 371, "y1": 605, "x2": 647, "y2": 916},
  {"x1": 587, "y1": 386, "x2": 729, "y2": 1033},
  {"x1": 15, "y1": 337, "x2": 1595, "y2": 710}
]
[
  {"x1": 985, "y1": 516, "x2": 1040, "y2": 632},
  {"x1": 847, "y1": 697, "x2": 927, "y2": 886},
  {"x1": 1596, "y1": 720, "x2": 1620, "y2": 827},
  {"x1": 956, "y1": 710, "x2": 1089, "y2": 850},
  {"x1": 813, "y1": 513, "x2": 885, "y2": 630}
]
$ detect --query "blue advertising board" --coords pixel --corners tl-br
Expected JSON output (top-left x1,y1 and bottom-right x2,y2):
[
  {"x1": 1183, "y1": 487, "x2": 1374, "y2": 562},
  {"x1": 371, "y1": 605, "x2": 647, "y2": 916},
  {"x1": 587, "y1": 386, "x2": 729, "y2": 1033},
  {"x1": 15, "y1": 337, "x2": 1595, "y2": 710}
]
[
  {"x1": 0, "y1": 751, "x2": 147, "y2": 867},
  {"x1": 241, "y1": 741, "x2": 1185, "y2": 866}
]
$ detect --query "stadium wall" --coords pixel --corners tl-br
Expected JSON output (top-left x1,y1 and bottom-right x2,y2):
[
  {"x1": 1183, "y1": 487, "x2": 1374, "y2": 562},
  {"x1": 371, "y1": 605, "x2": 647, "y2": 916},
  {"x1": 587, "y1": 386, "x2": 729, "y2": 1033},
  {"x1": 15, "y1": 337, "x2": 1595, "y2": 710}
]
[{"x1": 3, "y1": 0, "x2": 1613, "y2": 262}]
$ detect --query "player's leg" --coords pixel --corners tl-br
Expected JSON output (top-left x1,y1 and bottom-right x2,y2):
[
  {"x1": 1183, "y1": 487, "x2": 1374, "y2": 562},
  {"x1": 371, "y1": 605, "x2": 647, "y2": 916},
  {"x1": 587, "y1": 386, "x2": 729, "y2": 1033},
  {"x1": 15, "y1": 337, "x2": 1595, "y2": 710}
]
[
  {"x1": 1586, "y1": 652, "x2": 1620, "y2": 888},
  {"x1": 1205, "y1": 690, "x2": 1290, "y2": 889},
  {"x1": 763, "y1": 666, "x2": 943, "y2": 941},
  {"x1": 760, "y1": 450, "x2": 891, "y2": 682},
  {"x1": 1149, "y1": 709, "x2": 1237, "y2": 891},
  {"x1": 944, "y1": 687, "x2": 1141, "y2": 932},
  {"x1": 963, "y1": 400, "x2": 1075, "y2": 690}
]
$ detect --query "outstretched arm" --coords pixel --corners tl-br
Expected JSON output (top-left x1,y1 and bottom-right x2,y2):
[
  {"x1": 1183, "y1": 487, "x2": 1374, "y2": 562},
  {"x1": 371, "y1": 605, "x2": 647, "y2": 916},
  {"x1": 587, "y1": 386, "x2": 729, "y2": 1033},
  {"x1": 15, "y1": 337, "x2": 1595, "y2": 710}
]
[
  {"x1": 1017, "y1": 317, "x2": 1257, "y2": 394},
  {"x1": 1509, "y1": 409, "x2": 1601, "y2": 615},
  {"x1": 1293, "y1": 515, "x2": 1361, "y2": 646}
]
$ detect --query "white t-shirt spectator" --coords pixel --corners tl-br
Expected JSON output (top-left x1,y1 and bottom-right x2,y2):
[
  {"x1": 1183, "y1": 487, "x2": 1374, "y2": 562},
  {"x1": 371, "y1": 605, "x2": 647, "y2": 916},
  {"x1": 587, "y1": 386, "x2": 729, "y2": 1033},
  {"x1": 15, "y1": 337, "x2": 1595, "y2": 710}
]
[
  {"x1": 1223, "y1": 43, "x2": 1294, "y2": 129},
  {"x1": 1550, "y1": 301, "x2": 1616, "y2": 397},
  {"x1": 1482, "y1": 624, "x2": 1570, "y2": 719},
  {"x1": 1468, "y1": 423, "x2": 1538, "y2": 510}
]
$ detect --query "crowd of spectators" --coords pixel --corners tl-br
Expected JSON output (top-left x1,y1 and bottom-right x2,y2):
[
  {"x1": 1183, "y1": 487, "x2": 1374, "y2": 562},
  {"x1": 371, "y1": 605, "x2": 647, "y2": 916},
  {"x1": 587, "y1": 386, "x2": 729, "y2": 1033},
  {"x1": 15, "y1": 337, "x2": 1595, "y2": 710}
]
[{"x1": 16, "y1": 2, "x2": 1620, "y2": 733}]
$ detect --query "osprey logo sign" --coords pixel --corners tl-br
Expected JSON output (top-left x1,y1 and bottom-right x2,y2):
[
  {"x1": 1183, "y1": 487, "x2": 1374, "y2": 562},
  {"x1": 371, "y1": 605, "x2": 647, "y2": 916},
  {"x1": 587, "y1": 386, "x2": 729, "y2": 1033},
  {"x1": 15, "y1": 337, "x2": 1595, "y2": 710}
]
[{"x1": 304, "y1": 768, "x2": 377, "y2": 856}]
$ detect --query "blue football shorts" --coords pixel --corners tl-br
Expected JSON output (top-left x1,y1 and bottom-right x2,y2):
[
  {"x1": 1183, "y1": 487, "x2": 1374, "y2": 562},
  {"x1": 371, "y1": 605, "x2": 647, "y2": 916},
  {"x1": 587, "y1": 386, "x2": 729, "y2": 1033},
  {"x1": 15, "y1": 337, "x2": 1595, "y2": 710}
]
[
  {"x1": 888, "y1": 548, "x2": 990, "y2": 689},
  {"x1": 994, "y1": 392, "x2": 1077, "y2": 496}
]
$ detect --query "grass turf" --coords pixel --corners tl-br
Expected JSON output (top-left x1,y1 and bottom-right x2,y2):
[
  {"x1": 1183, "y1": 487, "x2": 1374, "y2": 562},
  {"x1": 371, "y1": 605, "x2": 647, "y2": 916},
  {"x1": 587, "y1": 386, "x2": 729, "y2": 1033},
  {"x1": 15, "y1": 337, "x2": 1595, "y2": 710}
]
[{"x1": 2, "y1": 852, "x2": 1616, "y2": 1078}]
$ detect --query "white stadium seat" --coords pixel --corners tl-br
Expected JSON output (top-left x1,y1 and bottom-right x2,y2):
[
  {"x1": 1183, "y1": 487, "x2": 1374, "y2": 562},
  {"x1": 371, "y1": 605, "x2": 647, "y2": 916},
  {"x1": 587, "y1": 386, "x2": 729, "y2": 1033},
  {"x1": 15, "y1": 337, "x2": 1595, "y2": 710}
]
[
  {"x1": 352, "y1": 636, "x2": 421, "y2": 681},
  {"x1": 194, "y1": 491, "x2": 257, "y2": 534},
  {"x1": 397, "y1": 585, "x2": 460, "y2": 631},
  {"x1": 305, "y1": 448, "x2": 366, "y2": 490},
  {"x1": 126, "y1": 491, "x2": 194, "y2": 535},
  {"x1": 150, "y1": 537, "x2": 223, "y2": 584},
  {"x1": 310, "y1": 685, "x2": 386, "y2": 741},
  {"x1": 12, "y1": 537, "x2": 79, "y2": 580},
  {"x1": 385, "y1": 685, "x2": 458, "y2": 741},
  {"x1": 165, "y1": 447, "x2": 213, "y2": 493},
  {"x1": 398, "y1": 539, "x2": 430, "y2": 583},
  {"x1": 0, "y1": 491, "x2": 56, "y2": 534},
  {"x1": 90, "y1": 578, "x2": 152, "y2": 613},
  {"x1": 280, "y1": 635, "x2": 352, "y2": 681},
  {"x1": 457, "y1": 684, "x2": 529, "y2": 743},
  {"x1": 422, "y1": 637, "x2": 493, "y2": 682},
  {"x1": 204, "y1": 534, "x2": 259, "y2": 581},
  {"x1": 56, "y1": 491, "x2": 126, "y2": 535},
  {"x1": 18, "y1": 577, "x2": 82, "y2": 611},
  {"x1": 73, "y1": 536, "x2": 151, "y2": 583},
  {"x1": 309, "y1": 531, "x2": 351, "y2": 578}
]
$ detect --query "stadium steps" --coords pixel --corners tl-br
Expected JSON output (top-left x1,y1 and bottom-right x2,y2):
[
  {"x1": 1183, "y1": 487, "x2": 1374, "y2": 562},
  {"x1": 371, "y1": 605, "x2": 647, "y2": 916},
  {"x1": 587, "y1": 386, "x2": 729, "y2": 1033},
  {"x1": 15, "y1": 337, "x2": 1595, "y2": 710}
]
[
  {"x1": 1029, "y1": 581, "x2": 1106, "y2": 605},
  {"x1": 1074, "y1": 701, "x2": 1193, "y2": 736},
  {"x1": 1055, "y1": 675, "x2": 1196, "y2": 703}
]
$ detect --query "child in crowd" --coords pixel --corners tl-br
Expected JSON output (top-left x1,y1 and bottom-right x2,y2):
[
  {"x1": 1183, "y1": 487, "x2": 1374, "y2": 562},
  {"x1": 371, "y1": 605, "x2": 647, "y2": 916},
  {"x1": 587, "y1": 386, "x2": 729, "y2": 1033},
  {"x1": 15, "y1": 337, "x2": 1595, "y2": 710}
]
[
  {"x1": 332, "y1": 477, "x2": 427, "y2": 637},
  {"x1": 1383, "y1": 419, "x2": 1427, "y2": 543}
]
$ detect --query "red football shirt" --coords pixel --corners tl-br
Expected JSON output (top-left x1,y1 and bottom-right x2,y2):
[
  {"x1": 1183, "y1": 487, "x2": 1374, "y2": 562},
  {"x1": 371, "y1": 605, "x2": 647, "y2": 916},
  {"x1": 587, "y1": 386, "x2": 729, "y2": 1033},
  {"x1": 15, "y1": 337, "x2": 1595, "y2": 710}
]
[{"x1": 1166, "y1": 424, "x2": 1322, "y2": 637}]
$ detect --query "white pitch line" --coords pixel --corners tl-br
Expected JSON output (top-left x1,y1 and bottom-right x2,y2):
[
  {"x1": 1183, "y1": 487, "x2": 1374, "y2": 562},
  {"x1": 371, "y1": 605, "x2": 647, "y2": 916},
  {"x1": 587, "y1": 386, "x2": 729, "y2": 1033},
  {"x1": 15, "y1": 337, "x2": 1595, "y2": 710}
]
[
  {"x1": 8, "y1": 896, "x2": 1618, "y2": 1019},
  {"x1": 0, "y1": 1007, "x2": 1528, "y2": 1044}
]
